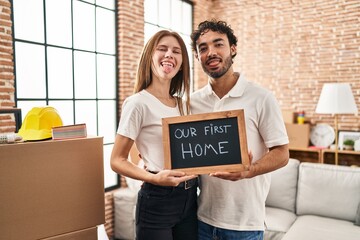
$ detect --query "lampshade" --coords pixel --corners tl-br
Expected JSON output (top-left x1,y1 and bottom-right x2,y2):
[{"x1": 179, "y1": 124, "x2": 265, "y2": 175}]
[{"x1": 316, "y1": 83, "x2": 358, "y2": 114}]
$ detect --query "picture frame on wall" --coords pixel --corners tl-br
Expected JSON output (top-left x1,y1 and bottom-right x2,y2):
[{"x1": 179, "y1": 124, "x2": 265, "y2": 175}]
[{"x1": 338, "y1": 130, "x2": 360, "y2": 150}]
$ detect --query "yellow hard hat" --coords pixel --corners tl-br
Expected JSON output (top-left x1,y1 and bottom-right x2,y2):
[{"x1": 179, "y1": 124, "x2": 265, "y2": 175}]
[{"x1": 18, "y1": 106, "x2": 63, "y2": 141}]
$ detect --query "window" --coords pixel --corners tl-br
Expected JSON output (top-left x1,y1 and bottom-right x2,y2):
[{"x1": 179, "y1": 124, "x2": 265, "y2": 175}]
[
  {"x1": 144, "y1": 0, "x2": 193, "y2": 88},
  {"x1": 12, "y1": 0, "x2": 118, "y2": 191}
]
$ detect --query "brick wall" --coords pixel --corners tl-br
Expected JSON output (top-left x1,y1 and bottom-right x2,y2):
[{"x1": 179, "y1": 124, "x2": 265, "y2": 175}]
[
  {"x1": 0, "y1": 0, "x2": 15, "y2": 133},
  {"x1": 1, "y1": 0, "x2": 360, "y2": 238},
  {"x1": 192, "y1": 0, "x2": 360, "y2": 130},
  {"x1": 117, "y1": 0, "x2": 144, "y2": 118}
]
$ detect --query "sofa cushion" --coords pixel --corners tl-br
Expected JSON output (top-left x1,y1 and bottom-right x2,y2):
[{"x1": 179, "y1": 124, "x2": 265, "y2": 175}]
[
  {"x1": 266, "y1": 158, "x2": 300, "y2": 212},
  {"x1": 264, "y1": 207, "x2": 297, "y2": 240},
  {"x1": 296, "y1": 163, "x2": 360, "y2": 221},
  {"x1": 282, "y1": 215, "x2": 360, "y2": 240},
  {"x1": 113, "y1": 188, "x2": 138, "y2": 240}
]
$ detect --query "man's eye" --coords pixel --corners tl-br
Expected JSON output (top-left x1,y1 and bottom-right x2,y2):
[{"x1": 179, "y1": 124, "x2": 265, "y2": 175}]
[{"x1": 199, "y1": 47, "x2": 206, "y2": 53}]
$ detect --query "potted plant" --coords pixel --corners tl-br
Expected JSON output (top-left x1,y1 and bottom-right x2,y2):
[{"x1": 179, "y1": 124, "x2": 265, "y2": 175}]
[{"x1": 343, "y1": 139, "x2": 355, "y2": 150}]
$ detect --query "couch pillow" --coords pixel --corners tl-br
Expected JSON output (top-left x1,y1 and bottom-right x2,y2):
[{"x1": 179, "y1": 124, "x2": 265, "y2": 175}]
[
  {"x1": 113, "y1": 188, "x2": 137, "y2": 240},
  {"x1": 296, "y1": 163, "x2": 360, "y2": 221},
  {"x1": 266, "y1": 158, "x2": 300, "y2": 212}
]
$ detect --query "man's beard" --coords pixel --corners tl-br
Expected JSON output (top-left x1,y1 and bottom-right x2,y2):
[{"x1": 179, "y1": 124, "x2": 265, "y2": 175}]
[{"x1": 202, "y1": 55, "x2": 233, "y2": 78}]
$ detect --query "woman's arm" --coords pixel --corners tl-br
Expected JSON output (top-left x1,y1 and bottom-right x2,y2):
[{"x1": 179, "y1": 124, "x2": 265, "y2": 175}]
[{"x1": 110, "y1": 134, "x2": 197, "y2": 186}]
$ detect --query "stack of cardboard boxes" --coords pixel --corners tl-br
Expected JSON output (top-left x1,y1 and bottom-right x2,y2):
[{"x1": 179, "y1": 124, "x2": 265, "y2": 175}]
[
  {"x1": 0, "y1": 137, "x2": 105, "y2": 240},
  {"x1": 282, "y1": 110, "x2": 311, "y2": 149}
]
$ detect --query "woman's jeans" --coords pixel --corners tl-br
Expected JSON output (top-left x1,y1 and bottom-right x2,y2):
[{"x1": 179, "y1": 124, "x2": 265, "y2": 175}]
[{"x1": 136, "y1": 181, "x2": 198, "y2": 240}]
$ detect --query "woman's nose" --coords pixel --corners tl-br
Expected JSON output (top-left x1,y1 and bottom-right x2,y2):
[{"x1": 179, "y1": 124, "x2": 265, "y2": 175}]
[{"x1": 165, "y1": 50, "x2": 173, "y2": 58}]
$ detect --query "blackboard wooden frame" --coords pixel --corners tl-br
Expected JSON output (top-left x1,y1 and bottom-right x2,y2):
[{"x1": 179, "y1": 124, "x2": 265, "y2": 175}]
[{"x1": 162, "y1": 110, "x2": 250, "y2": 175}]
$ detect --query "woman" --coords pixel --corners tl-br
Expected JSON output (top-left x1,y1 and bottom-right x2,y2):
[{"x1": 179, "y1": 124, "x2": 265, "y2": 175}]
[{"x1": 110, "y1": 30, "x2": 198, "y2": 240}]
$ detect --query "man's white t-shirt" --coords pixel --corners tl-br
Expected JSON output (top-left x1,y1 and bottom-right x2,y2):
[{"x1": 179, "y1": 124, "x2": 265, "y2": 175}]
[
  {"x1": 191, "y1": 74, "x2": 289, "y2": 231},
  {"x1": 117, "y1": 90, "x2": 181, "y2": 172}
]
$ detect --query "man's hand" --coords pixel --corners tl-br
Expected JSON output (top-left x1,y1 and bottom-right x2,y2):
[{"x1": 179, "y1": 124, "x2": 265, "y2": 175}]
[
  {"x1": 209, "y1": 150, "x2": 253, "y2": 181},
  {"x1": 209, "y1": 144, "x2": 289, "y2": 181},
  {"x1": 209, "y1": 169, "x2": 251, "y2": 181}
]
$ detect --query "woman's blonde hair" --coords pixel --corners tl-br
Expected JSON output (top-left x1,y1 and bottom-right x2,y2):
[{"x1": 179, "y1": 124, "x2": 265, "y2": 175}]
[{"x1": 134, "y1": 30, "x2": 190, "y2": 115}]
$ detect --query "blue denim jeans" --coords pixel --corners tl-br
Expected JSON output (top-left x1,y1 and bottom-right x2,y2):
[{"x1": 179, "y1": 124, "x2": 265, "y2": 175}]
[{"x1": 198, "y1": 220, "x2": 264, "y2": 240}]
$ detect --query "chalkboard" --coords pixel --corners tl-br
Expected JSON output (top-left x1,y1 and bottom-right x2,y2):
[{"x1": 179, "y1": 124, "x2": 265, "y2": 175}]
[{"x1": 162, "y1": 110, "x2": 250, "y2": 175}]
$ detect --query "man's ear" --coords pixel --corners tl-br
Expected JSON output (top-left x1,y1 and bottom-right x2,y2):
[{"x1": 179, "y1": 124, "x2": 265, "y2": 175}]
[{"x1": 231, "y1": 45, "x2": 237, "y2": 58}]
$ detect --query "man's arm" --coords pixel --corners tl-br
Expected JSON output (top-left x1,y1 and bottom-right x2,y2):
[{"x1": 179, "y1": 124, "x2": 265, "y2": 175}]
[{"x1": 210, "y1": 144, "x2": 289, "y2": 181}]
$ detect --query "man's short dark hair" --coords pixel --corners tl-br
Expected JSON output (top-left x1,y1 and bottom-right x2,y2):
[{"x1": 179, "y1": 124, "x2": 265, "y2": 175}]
[{"x1": 191, "y1": 19, "x2": 238, "y2": 54}]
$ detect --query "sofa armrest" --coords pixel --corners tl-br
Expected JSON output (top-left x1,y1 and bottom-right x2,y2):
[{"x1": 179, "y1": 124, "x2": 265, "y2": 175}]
[{"x1": 266, "y1": 158, "x2": 300, "y2": 212}]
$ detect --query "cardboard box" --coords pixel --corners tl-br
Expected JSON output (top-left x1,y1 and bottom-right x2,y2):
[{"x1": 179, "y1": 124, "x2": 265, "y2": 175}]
[
  {"x1": 282, "y1": 110, "x2": 296, "y2": 124},
  {"x1": 43, "y1": 226, "x2": 98, "y2": 240},
  {"x1": 285, "y1": 123, "x2": 311, "y2": 148},
  {"x1": 0, "y1": 137, "x2": 105, "y2": 240}
]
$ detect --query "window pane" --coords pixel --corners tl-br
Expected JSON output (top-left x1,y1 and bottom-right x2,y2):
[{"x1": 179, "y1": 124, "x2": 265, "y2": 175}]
[
  {"x1": 13, "y1": 0, "x2": 44, "y2": 43},
  {"x1": 104, "y1": 144, "x2": 118, "y2": 188},
  {"x1": 48, "y1": 100, "x2": 74, "y2": 125},
  {"x1": 15, "y1": 42, "x2": 46, "y2": 98},
  {"x1": 45, "y1": 0, "x2": 72, "y2": 47},
  {"x1": 96, "y1": 7, "x2": 116, "y2": 54},
  {"x1": 74, "y1": 51, "x2": 96, "y2": 98},
  {"x1": 97, "y1": 54, "x2": 116, "y2": 98},
  {"x1": 144, "y1": 23, "x2": 160, "y2": 43},
  {"x1": 17, "y1": 101, "x2": 47, "y2": 122},
  {"x1": 182, "y1": 1, "x2": 192, "y2": 35},
  {"x1": 96, "y1": 0, "x2": 115, "y2": 10},
  {"x1": 98, "y1": 100, "x2": 116, "y2": 144},
  {"x1": 47, "y1": 47, "x2": 73, "y2": 99},
  {"x1": 144, "y1": 0, "x2": 158, "y2": 23},
  {"x1": 75, "y1": 100, "x2": 97, "y2": 136},
  {"x1": 171, "y1": 0, "x2": 182, "y2": 31},
  {"x1": 14, "y1": 0, "x2": 117, "y2": 191},
  {"x1": 158, "y1": 0, "x2": 171, "y2": 29},
  {"x1": 73, "y1": 0, "x2": 95, "y2": 51}
]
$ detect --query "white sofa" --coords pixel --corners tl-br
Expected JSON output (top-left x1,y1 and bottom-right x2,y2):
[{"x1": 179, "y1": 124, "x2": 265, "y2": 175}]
[
  {"x1": 113, "y1": 158, "x2": 360, "y2": 240},
  {"x1": 265, "y1": 158, "x2": 360, "y2": 240}
]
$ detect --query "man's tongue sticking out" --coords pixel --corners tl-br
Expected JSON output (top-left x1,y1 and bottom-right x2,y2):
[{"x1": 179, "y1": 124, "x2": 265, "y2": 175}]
[{"x1": 208, "y1": 58, "x2": 220, "y2": 68}]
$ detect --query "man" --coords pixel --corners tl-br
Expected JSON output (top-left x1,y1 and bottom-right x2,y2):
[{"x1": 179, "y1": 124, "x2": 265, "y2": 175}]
[{"x1": 190, "y1": 19, "x2": 289, "y2": 240}]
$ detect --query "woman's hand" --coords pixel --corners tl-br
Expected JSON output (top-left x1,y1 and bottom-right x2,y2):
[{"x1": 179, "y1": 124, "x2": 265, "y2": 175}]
[{"x1": 149, "y1": 169, "x2": 197, "y2": 187}]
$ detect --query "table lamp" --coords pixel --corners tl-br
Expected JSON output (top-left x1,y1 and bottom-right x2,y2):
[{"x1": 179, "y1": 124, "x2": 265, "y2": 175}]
[{"x1": 315, "y1": 83, "x2": 358, "y2": 165}]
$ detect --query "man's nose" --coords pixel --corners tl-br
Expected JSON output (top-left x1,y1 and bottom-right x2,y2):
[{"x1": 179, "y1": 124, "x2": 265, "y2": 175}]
[{"x1": 207, "y1": 46, "x2": 217, "y2": 57}]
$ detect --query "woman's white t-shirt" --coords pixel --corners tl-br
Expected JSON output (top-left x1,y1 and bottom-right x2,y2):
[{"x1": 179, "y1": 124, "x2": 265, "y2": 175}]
[{"x1": 117, "y1": 90, "x2": 181, "y2": 171}]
